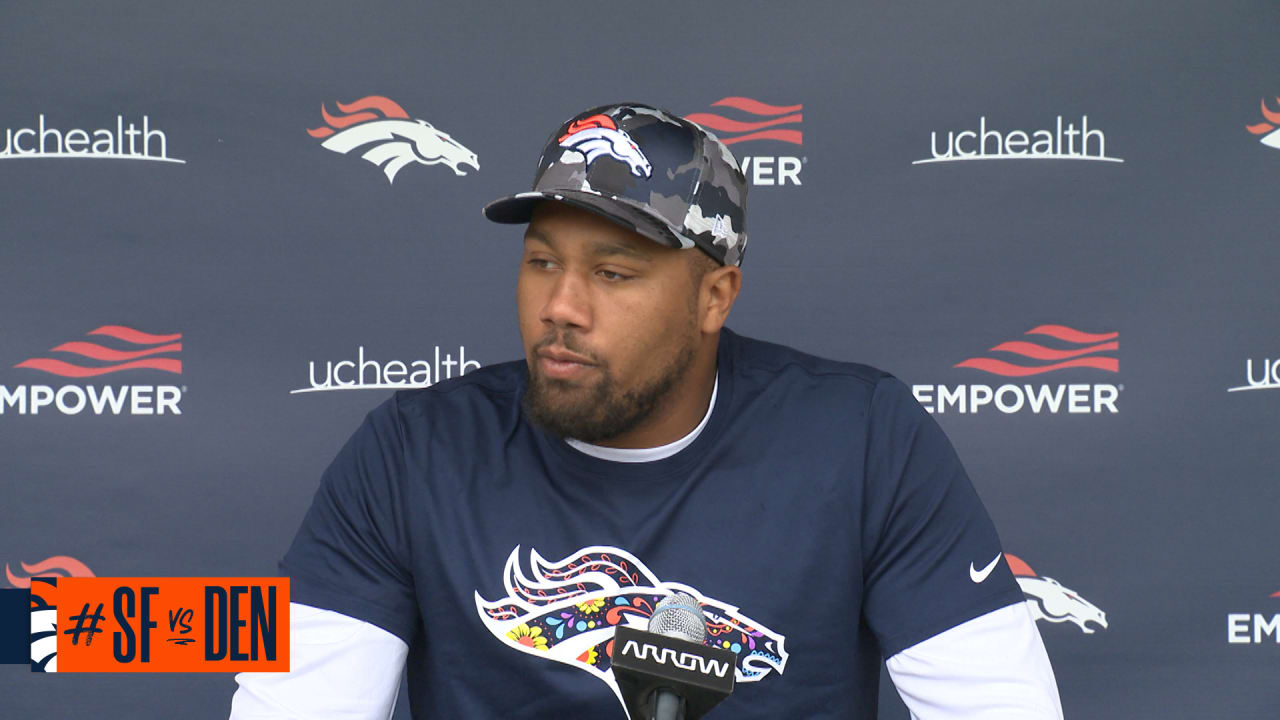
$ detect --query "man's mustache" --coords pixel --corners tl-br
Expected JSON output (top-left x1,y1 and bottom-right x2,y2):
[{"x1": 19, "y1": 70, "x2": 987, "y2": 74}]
[{"x1": 532, "y1": 333, "x2": 603, "y2": 366}]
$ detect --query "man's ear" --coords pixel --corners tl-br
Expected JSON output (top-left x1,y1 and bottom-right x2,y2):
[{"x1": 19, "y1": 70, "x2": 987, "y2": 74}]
[{"x1": 700, "y1": 266, "x2": 742, "y2": 334}]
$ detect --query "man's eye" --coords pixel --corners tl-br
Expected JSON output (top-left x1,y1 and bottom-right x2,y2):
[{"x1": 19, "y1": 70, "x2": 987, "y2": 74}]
[
  {"x1": 527, "y1": 258, "x2": 556, "y2": 270},
  {"x1": 598, "y1": 269, "x2": 631, "y2": 281}
]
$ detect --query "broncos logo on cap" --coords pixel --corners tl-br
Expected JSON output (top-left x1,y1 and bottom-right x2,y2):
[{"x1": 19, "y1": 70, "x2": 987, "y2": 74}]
[
  {"x1": 475, "y1": 545, "x2": 786, "y2": 714},
  {"x1": 557, "y1": 114, "x2": 652, "y2": 178},
  {"x1": 1006, "y1": 553, "x2": 1108, "y2": 634},
  {"x1": 308, "y1": 96, "x2": 479, "y2": 183}
]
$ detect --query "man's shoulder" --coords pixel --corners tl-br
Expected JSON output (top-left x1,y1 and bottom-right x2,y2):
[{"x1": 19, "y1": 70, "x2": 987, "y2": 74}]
[
  {"x1": 381, "y1": 358, "x2": 527, "y2": 424},
  {"x1": 726, "y1": 328, "x2": 896, "y2": 396}
]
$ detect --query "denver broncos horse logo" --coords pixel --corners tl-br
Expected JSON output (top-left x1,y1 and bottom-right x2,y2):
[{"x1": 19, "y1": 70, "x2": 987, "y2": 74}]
[
  {"x1": 1006, "y1": 553, "x2": 1108, "y2": 634},
  {"x1": 308, "y1": 96, "x2": 479, "y2": 183},
  {"x1": 29, "y1": 578, "x2": 58, "y2": 672},
  {"x1": 557, "y1": 114, "x2": 652, "y2": 178},
  {"x1": 475, "y1": 546, "x2": 787, "y2": 714},
  {"x1": 8, "y1": 559, "x2": 95, "y2": 673}
]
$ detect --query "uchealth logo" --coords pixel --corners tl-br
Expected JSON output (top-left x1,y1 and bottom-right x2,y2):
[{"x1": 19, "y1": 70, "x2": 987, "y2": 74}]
[
  {"x1": 1, "y1": 113, "x2": 184, "y2": 164},
  {"x1": 1228, "y1": 356, "x2": 1280, "y2": 393},
  {"x1": 685, "y1": 97, "x2": 803, "y2": 186},
  {"x1": 291, "y1": 345, "x2": 481, "y2": 394},
  {"x1": 3, "y1": 556, "x2": 95, "y2": 588},
  {"x1": 1006, "y1": 553, "x2": 1108, "y2": 634},
  {"x1": 914, "y1": 115, "x2": 1123, "y2": 165},
  {"x1": 1245, "y1": 97, "x2": 1280, "y2": 149},
  {"x1": 308, "y1": 95, "x2": 478, "y2": 183},
  {"x1": 1, "y1": 325, "x2": 183, "y2": 416},
  {"x1": 912, "y1": 325, "x2": 1122, "y2": 415},
  {"x1": 1226, "y1": 590, "x2": 1280, "y2": 644}
]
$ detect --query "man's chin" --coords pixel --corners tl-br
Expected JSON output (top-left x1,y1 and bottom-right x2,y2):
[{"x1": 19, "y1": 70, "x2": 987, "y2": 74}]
[
  {"x1": 521, "y1": 337, "x2": 695, "y2": 443},
  {"x1": 524, "y1": 368, "x2": 606, "y2": 436},
  {"x1": 532, "y1": 372, "x2": 597, "y2": 395}
]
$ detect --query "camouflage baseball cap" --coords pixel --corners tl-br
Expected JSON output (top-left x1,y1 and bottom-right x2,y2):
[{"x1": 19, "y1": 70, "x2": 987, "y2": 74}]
[{"x1": 483, "y1": 103, "x2": 749, "y2": 266}]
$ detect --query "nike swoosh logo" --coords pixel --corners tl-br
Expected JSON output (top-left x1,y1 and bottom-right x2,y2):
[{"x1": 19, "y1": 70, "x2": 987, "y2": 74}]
[{"x1": 969, "y1": 554, "x2": 1001, "y2": 583}]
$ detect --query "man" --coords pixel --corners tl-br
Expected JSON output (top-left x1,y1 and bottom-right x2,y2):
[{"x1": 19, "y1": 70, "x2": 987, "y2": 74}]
[{"x1": 230, "y1": 103, "x2": 1064, "y2": 719}]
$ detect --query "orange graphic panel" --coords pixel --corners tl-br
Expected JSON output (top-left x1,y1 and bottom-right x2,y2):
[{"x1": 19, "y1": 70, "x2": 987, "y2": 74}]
[{"x1": 49, "y1": 578, "x2": 288, "y2": 672}]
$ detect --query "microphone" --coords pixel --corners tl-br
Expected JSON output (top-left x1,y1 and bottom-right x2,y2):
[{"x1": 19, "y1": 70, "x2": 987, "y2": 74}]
[{"x1": 612, "y1": 592, "x2": 735, "y2": 720}]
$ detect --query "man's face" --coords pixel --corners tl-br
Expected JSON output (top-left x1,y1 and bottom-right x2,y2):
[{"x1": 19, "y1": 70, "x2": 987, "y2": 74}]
[{"x1": 517, "y1": 201, "x2": 704, "y2": 443}]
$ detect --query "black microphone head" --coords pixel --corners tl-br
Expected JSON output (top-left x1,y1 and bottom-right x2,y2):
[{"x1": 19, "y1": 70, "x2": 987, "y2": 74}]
[
  {"x1": 648, "y1": 591, "x2": 706, "y2": 644},
  {"x1": 614, "y1": 593, "x2": 736, "y2": 720}
]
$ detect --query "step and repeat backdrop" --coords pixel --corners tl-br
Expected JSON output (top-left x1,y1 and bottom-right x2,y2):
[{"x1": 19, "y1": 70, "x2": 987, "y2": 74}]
[{"x1": 2, "y1": 1, "x2": 1277, "y2": 717}]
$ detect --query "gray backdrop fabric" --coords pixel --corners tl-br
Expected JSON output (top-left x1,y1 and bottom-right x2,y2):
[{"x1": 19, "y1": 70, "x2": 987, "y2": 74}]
[{"x1": 2, "y1": 1, "x2": 1277, "y2": 717}]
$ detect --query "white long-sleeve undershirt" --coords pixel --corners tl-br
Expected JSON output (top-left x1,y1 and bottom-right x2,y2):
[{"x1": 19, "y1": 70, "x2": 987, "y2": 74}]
[{"x1": 229, "y1": 600, "x2": 1063, "y2": 719}]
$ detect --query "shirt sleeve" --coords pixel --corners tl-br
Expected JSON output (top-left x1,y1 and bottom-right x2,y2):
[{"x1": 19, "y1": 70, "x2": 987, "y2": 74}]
[
  {"x1": 229, "y1": 602, "x2": 408, "y2": 720},
  {"x1": 885, "y1": 603, "x2": 1064, "y2": 719},
  {"x1": 859, "y1": 375, "x2": 1026, "y2": 657},
  {"x1": 278, "y1": 394, "x2": 422, "y2": 644}
]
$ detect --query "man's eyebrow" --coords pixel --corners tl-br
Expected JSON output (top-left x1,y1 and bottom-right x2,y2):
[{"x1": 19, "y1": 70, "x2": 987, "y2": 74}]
[
  {"x1": 523, "y1": 228, "x2": 653, "y2": 262},
  {"x1": 590, "y1": 240, "x2": 652, "y2": 262}
]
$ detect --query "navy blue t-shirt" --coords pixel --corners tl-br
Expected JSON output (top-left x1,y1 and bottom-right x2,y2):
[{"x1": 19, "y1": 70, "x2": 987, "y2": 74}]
[{"x1": 280, "y1": 327, "x2": 1024, "y2": 719}]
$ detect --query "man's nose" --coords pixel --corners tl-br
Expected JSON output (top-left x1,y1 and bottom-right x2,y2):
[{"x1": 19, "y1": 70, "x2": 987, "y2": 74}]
[{"x1": 540, "y1": 271, "x2": 591, "y2": 330}]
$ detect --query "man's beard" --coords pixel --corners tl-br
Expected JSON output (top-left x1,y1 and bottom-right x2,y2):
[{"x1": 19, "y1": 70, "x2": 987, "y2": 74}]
[{"x1": 522, "y1": 333, "x2": 698, "y2": 444}]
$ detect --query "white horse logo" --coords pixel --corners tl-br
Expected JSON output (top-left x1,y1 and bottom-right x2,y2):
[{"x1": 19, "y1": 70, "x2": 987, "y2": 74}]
[
  {"x1": 557, "y1": 114, "x2": 652, "y2": 178},
  {"x1": 308, "y1": 96, "x2": 479, "y2": 183},
  {"x1": 1006, "y1": 553, "x2": 1108, "y2": 634},
  {"x1": 475, "y1": 545, "x2": 787, "y2": 715}
]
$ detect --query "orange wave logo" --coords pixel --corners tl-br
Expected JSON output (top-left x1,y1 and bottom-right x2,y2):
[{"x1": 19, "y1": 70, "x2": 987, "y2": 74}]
[
  {"x1": 14, "y1": 326, "x2": 181, "y2": 377},
  {"x1": 685, "y1": 97, "x2": 802, "y2": 146},
  {"x1": 955, "y1": 325, "x2": 1118, "y2": 377}
]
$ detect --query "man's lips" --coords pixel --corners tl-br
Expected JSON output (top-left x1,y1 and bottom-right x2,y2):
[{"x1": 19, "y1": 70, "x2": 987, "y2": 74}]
[
  {"x1": 539, "y1": 347, "x2": 595, "y2": 365},
  {"x1": 536, "y1": 347, "x2": 597, "y2": 380}
]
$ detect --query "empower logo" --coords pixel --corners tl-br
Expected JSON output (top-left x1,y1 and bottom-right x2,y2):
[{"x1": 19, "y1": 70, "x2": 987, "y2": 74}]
[
  {"x1": 912, "y1": 325, "x2": 1121, "y2": 414},
  {"x1": 955, "y1": 325, "x2": 1117, "y2": 376},
  {"x1": 1, "y1": 325, "x2": 183, "y2": 415},
  {"x1": 1227, "y1": 591, "x2": 1280, "y2": 644},
  {"x1": 15, "y1": 325, "x2": 181, "y2": 377},
  {"x1": 685, "y1": 97, "x2": 803, "y2": 186},
  {"x1": 308, "y1": 95, "x2": 478, "y2": 183}
]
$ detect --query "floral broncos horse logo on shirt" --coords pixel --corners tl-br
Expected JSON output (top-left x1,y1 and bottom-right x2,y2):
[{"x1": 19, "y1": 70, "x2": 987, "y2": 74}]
[{"x1": 475, "y1": 545, "x2": 788, "y2": 711}]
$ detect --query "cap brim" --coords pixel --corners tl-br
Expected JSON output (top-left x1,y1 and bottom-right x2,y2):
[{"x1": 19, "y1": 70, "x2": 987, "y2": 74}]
[{"x1": 482, "y1": 190, "x2": 695, "y2": 252}]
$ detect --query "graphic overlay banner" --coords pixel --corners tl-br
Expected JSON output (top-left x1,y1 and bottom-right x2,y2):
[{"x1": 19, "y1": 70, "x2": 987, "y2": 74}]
[{"x1": 12, "y1": 578, "x2": 289, "y2": 672}]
